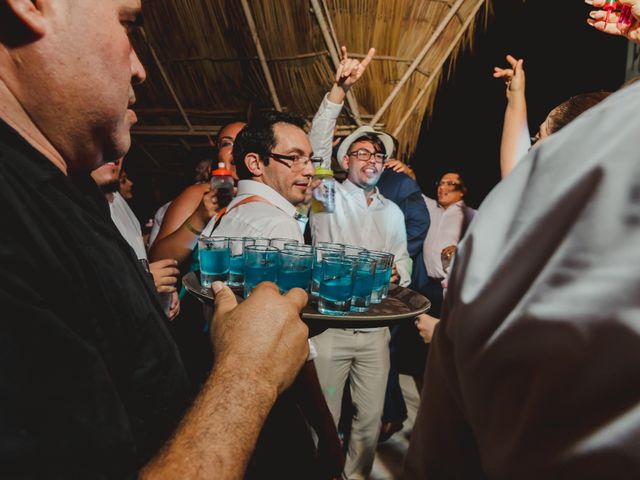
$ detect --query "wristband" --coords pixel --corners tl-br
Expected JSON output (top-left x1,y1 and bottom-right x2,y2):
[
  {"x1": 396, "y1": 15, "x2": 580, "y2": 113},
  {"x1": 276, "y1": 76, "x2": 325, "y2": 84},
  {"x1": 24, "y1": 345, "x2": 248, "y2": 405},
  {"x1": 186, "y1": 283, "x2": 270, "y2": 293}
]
[{"x1": 183, "y1": 218, "x2": 203, "y2": 235}]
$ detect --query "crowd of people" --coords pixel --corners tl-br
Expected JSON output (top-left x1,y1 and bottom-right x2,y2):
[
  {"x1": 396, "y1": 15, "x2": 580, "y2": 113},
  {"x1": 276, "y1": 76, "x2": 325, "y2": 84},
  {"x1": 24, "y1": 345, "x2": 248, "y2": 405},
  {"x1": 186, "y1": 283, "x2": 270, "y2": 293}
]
[{"x1": 2, "y1": 0, "x2": 640, "y2": 478}]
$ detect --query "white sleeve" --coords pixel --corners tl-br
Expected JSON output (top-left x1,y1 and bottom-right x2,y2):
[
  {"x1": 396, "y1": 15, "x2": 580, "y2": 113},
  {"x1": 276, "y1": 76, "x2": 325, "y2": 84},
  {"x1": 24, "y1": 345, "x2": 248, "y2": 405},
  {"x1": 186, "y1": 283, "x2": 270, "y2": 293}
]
[
  {"x1": 389, "y1": 207, "x2": 412, "y2": 287},
  {"x1": 308, "y1": 94, "x2": 343, "y2": 169}
]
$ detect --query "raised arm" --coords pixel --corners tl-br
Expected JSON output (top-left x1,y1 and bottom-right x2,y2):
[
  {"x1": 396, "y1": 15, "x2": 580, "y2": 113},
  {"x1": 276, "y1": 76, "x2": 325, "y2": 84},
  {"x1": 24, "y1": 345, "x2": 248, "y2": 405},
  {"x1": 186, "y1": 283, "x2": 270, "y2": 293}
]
[
  {"x1": 309, "y1": 46, "x2": 375, "y2": 167},
  {"x1": 493, "y1": 54, "x2": 530, "y2": 178}
]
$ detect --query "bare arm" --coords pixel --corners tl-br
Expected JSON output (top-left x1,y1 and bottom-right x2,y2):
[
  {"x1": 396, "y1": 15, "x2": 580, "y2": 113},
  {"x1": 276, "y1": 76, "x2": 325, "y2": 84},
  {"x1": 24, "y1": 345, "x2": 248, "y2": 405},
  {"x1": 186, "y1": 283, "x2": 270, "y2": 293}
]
[
  {"x1": 141, "y1": 282, "x2": 310, "y2": 479},
  {"x1": 493, "y1": 55, "x2": 529, "y2": 178},
  {"x1": 149, "y1": 184, "x2": 218, "y2": 265}
]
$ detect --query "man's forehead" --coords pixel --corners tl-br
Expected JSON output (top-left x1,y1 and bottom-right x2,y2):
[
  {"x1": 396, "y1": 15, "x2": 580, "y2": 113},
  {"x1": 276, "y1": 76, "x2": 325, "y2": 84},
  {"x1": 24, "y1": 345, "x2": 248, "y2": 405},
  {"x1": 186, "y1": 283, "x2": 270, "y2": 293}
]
[
  {"x1": 441, "y1": 173, "x2": 459, "y2": 181},
  {"x1": 349, "y1": 139, "x2": 379, "y2": 151},
  {"x1": 273, "y1": 123, "x2": 311, "y2": 152}
]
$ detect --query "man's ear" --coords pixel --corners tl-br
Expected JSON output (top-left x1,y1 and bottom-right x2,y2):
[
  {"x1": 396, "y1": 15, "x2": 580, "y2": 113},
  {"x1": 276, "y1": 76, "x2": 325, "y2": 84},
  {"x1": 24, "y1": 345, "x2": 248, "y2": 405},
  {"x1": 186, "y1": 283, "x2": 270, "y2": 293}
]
[
  {"x1": 3, "y1": 0, "x2": 47, "y2": 41},
  {"x1": 342, "y1": 155, "x2": 350, "y2": 171},
  {"x1": 244, "y1": 153, "x2": 263, "y2": 177}
]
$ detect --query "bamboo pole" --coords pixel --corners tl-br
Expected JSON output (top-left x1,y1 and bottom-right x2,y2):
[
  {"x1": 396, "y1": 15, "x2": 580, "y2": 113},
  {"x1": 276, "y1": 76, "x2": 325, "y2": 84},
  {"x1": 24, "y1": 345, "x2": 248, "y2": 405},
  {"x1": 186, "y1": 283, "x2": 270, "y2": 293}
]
[
  {"x1": 140, "y1": 27, "x2": 193, "y2": 131},
  {"x1": 392, "y1": 0, "x2": 486, "y2": 138},
  {"x1": 240, "y1": 0, "x2": 282, "y2": 111},
  {"x1": 369, "y1": 0, "x2": 466, "y2": 127},
  {"x1": 309, "y1": 0, "x2": 363, "y2": 126}
]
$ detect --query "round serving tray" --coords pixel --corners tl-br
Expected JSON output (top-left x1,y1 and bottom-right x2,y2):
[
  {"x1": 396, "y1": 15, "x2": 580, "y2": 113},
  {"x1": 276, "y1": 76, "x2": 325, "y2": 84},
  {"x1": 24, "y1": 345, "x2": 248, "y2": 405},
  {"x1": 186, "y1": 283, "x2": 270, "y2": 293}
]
[{"x1": 183, "y1": 271, "x2": 430, "y2": 328}]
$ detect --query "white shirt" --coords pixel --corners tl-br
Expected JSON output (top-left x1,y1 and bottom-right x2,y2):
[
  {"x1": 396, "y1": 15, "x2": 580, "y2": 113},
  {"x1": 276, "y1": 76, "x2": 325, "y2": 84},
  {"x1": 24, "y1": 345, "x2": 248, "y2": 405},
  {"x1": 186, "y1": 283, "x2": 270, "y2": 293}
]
[
  {"x1": 202, "y1": 180, "x2": 303, "y2": 243},
  {"x1": 109, "y1": 192, "x2": 147, "y2": 261},
  {"x1": 405, "y1": 81, "x2": 640, "y2": 478},
  {"x1": 147, "y1": 200, "x2": 171, "y2": 248},
  {"x1": 202, "y1": 180, "x2": 314, "y2": 359},
  {"x1": 310, "y1": 179, "x2": 412, "y2": 287},
  {"x1": 422, "y1": 196, "x2": 468, "y2": 279},
  {"x1": 308, "y1": 93, "x2": 343, "y2": 169}
]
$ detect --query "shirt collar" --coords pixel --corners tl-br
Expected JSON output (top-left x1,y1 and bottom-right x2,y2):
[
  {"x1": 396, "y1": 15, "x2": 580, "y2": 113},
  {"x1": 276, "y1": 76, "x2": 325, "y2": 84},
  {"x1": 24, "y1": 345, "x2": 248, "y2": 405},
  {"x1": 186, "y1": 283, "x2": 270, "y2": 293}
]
[
  {"x1": 234, "y1": 179, "x2": 298, "y2": 218},
  {"x1": 343, "y1": 178, "x2": 384, "y2": 203}
]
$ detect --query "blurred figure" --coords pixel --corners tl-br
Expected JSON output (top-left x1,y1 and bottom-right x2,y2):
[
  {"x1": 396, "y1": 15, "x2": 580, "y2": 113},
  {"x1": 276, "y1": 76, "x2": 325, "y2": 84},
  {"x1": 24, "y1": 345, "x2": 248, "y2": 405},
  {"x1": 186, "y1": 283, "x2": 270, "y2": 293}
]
[{"x1": 119, "y1": 169, "x2": 134, "y2": 200}]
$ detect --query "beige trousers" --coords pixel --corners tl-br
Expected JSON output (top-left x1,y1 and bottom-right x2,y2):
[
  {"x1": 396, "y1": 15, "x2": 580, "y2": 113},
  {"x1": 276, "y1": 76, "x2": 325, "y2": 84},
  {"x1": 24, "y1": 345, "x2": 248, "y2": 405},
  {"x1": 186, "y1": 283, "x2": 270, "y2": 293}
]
[{"x1": 312, "y1": 328, "x2": 391, "y2": 480}]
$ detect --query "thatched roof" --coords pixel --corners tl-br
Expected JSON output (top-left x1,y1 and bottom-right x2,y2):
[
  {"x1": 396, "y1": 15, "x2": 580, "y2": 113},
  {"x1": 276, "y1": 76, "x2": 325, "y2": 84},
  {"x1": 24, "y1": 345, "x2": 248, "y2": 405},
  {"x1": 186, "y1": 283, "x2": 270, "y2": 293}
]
[{"x1": 130, "y1": 0, "x2": 490, "y2": 175}]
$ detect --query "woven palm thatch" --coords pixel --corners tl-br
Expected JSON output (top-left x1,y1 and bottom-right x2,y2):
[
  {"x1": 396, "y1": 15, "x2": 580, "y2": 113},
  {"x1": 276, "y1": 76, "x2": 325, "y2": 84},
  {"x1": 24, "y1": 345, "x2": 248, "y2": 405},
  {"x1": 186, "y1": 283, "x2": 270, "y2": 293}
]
[{"x1": 131, "y1": 0, "x2": 490, "y2": 170}]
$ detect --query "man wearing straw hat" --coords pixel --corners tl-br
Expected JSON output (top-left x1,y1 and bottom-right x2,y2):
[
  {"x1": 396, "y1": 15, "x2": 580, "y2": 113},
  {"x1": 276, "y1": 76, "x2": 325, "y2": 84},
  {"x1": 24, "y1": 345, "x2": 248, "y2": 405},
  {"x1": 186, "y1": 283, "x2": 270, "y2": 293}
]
[{"x1": 311, "y1": 125, "x2": 412, "y2": 479}]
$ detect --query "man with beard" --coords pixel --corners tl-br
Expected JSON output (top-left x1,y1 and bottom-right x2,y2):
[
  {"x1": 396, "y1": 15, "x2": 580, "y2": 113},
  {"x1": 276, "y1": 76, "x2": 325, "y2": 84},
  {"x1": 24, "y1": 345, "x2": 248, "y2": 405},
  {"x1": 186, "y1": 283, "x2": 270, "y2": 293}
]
[{"x1": 310, "y1": 126, "x2": 411, "y2": 479}]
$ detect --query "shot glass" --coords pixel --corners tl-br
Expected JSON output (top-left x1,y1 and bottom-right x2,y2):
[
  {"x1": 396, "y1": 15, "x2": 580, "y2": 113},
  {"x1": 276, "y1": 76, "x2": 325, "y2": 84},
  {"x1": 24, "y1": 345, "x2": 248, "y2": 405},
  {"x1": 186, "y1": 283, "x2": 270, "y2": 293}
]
[
  {"x1": 228, "y1": 237, "x2": 254, "y2": 287},
  {"x1": 270, "y1": 238, "x2": 299, "y2": 250},
  {"x1": 318, "y1": 258, "x2": 355, "y2": 316},
  {"x1": 246, "y1": 237, "x2": 271, "y2": 247},
  {"x1": 364, "y1": 251, "x2": 394, "y2": 303},
  {"x1": 277, "y1": 247, "x2": 313, "y2": 293},
  {"x1": 284, "y1": 242, "x2": 313, "y2": 253},
  {"x1": 311, "y1": 246, "x2": 344, "y2": 297},
  {"x1": 343, "y1": 244, "x2": 366, "y2": 257},
  {"x1": 347, "y1": 255, "x2": 377, "y2": 312},
  {"x1": 198, "y1": 236, "x2": 230, "y2": 287},
  {"x1": 315, "y1": 241, "x2": 345, "y2": 251},
  {"x1": 243, "y1": 245, "x2": 279, "y2": 298}
]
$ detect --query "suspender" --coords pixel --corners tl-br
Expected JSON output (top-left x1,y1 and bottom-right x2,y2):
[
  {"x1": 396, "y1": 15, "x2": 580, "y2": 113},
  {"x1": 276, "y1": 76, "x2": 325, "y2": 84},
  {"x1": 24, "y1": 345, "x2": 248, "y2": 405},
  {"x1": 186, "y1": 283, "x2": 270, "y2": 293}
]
[{"x1": 210, "y1": 195, "x2": 272, "y2": 233}]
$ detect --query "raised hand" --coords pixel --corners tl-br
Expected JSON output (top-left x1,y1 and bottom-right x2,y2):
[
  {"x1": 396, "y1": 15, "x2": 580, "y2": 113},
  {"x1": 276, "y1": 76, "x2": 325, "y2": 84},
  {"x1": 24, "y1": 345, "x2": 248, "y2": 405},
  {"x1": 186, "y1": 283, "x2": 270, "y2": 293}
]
[
  {"x1": 587, "y1": 0, "x2": 640, "y2": 42},
  {"x1": 335, "y1": 46, "x2": 375, "y2": 91},
  {"x1": 493, "y1": 54, "x2": 525, "y2": 101}
]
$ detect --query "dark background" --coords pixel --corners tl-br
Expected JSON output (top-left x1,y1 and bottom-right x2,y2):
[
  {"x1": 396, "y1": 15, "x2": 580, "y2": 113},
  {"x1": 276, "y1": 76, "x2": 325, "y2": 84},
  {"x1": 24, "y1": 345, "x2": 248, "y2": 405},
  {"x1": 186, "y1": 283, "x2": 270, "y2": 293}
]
[{"x1": 411, "y1": 0, "x2": 628, "y2": 208}]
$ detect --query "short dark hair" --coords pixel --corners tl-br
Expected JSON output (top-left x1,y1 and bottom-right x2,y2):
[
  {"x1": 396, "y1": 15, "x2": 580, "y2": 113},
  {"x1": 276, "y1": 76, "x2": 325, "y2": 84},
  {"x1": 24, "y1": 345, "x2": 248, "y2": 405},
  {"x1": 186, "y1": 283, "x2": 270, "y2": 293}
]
[
  {"x1": 347, "y1": 133, "x2": 386, "y2": 155},
  {"x1": 548, "y1": 91, "x2": 611, "y2": 134},
  {"x1": 233, "y1": 111, "x2": 307, "y2": 180}
]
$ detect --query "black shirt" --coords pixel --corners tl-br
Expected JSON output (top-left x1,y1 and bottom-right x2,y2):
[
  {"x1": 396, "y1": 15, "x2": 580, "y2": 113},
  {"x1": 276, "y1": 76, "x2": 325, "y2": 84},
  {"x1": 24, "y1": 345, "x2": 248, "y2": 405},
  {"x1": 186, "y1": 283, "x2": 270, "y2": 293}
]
[{"x1": 0, "y1": 122, "x2": 191, "y2": 478}]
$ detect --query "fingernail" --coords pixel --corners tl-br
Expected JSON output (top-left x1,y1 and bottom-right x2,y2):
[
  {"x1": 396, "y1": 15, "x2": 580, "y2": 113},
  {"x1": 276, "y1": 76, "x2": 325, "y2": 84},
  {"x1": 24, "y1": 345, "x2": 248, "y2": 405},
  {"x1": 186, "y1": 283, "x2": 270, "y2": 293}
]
[
  {"x1": 589, "y1": 11, "x2": 596, "y2": 18},
  {"x1": 212, "y1": 281, "x2": 224, "y2": 294},
  {"x1": 584, "y1": 0, "x2": 593, "y2": 5}
]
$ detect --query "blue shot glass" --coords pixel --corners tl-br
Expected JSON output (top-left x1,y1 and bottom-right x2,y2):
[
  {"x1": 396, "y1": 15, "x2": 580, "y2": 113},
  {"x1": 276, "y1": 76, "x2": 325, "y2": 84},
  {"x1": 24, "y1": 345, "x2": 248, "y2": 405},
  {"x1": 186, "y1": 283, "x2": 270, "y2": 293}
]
[
  {"x1": 243, "y1": 245, "x2": 279, "y2": 298},
  {"x1": 277, "y1": 247, "x2": 313, "y2": 293},
  {"x1": 311, "y1": 246, "x2": 344, "y2": 298},
  {"x1": 346, "y1": 255, "x2": 377, "y2": 312},
  {"x1": 228, "y1": 237, "x2": 254, "y2": 287},
  {"x1": 198, "y1": 236, "x2": 230, "y2": 287},
  {"x1": 318, "y1": 258, "x2": 355, "y2": 316},
  {"x1": 364, "y1": 251, "x2": 394, "y2": 304}
]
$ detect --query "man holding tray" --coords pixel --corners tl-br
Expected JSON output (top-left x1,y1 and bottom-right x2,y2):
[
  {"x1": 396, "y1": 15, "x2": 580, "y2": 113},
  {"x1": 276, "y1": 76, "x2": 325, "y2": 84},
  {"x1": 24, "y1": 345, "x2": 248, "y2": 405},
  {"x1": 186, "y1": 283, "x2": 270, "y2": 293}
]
[{"x1": 310, "y1": 126, "x2": 411, "y2": 479}]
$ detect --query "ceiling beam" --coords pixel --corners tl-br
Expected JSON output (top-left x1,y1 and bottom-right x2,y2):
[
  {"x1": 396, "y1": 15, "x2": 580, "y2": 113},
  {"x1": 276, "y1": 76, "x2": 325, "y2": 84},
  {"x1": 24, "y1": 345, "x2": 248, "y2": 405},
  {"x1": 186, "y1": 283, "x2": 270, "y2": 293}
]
[
  {"x1": 369, "y1": 0, "x2": 466, "y2": 127},
  {"x1": 140, "y1": 27, "x2": 193, "y2": 131},
  {"x1": 240, "y1": 0, "x2": 282, "y2": 111}
]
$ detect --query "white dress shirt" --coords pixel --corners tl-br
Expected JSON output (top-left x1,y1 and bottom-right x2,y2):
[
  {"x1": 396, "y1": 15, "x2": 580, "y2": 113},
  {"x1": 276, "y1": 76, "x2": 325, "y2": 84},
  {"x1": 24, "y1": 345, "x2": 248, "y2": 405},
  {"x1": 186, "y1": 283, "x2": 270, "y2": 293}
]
[
  {"x1": 202, "y1": 180, "x2": 303, "y2": 243},
  {"x1": 422, "y1": 196, "x2": 468, "y2": 279},
  {"x1": 308, "y1": 93, "x2": 343, "y2": 169},
  {"x1": 310, "y1": 179, "x2": 412, "y2": 286},
  {"x1": 109, "y1": 192, "x2": 147, "y2": 261},
  {"x1": 147, "y1": 200, "x2": 171, "y2": 248}
]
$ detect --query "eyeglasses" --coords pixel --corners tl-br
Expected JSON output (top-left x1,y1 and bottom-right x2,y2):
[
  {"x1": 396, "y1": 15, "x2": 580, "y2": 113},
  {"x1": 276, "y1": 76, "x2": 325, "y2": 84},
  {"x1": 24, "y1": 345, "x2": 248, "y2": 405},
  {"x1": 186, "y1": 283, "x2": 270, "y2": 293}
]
[
  {"x1": 348, "y1": 148, "x2": 388, "y2": 164},
  {"x1": 269, "y1": 152, "x2": 322, "y2": 171},
  {"x1": 436, "y1": 180, "x2": 461, "y2": 188}
]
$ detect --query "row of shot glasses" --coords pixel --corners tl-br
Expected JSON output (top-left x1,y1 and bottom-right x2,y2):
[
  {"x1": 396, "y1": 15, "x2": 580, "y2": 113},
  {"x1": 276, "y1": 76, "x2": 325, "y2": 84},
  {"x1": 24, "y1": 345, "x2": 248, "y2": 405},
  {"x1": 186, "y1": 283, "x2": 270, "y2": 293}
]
[{"x1": 198, "y1": 237, "x2": 394, "y2": 315}]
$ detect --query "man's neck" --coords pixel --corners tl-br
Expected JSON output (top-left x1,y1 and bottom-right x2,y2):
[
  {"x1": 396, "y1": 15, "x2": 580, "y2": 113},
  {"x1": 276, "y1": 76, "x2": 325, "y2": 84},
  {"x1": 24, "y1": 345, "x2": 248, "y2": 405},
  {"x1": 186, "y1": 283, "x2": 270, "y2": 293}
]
[{"x1": 0, "y1": 78, "x2": 68, "y2": 174}]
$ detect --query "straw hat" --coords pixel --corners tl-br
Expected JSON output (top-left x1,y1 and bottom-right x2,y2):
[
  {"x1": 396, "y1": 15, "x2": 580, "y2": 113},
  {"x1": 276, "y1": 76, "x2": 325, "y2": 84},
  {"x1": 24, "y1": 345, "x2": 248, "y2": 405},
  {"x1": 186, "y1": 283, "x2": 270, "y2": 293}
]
[{"x1": 336, "y1": 126, "x2": 395, "y2": 171}]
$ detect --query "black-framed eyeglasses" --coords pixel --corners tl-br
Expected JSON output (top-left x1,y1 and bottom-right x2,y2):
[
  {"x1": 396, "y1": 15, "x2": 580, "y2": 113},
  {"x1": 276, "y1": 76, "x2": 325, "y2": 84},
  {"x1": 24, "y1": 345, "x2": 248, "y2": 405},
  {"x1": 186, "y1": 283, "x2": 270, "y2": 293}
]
[
  {"x1": 269, "y1": 152, "x2": 322, "y2": 171},
  {"x1": 436, "y1": 180, "x2": 461, "y2": 189},
  {"x1": 348, "y1": 148, "x2": 387, "y2": 164}
]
